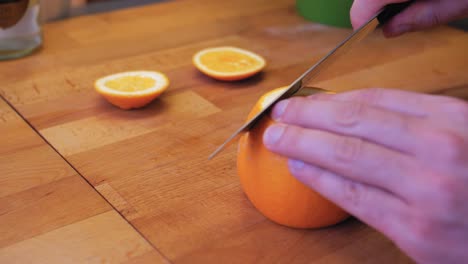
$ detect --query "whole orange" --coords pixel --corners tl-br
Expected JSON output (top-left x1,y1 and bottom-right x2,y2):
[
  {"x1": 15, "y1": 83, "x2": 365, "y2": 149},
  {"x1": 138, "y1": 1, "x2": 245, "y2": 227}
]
[{"x1": 237, "y1": 87, "x2": 350, "y2": 228}]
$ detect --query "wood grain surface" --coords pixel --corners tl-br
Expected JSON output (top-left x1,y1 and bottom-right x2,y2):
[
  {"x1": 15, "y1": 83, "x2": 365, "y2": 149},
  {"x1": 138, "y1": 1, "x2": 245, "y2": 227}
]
[
  {"x1": 0, "y1": 97, "x2": 167, "y2": 263},
  {"x1": 0, "y1": 0, "x2": 467, "y2": 263}
]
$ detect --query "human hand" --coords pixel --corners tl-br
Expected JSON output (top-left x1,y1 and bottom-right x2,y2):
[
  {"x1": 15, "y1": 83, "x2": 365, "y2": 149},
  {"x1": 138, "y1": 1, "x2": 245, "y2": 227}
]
[
  {"x1": 351, "y1": 0, "x2": 468, "y2": 37},
  {"x1": 263, "y1": 88, "x2": 468, "y2": 263}
]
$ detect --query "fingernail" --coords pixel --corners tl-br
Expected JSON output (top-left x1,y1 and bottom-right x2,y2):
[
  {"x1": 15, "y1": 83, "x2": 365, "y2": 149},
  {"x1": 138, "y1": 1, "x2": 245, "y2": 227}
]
[
  {"x1": 272, "y1": 100, "x2": 289, "y2": 121},
  {"x1": 263, "y1": 124, "x2": 285, "y2": 147},
  {"x1": 288, "y1": 159, "x2": 305, "y2": 172}
]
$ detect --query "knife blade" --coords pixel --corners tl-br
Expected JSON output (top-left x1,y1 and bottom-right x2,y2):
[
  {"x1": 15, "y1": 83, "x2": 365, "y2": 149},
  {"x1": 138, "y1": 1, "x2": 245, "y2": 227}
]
[{"x1": 208, "y1": 1, "x2": 414, "y2": 160}]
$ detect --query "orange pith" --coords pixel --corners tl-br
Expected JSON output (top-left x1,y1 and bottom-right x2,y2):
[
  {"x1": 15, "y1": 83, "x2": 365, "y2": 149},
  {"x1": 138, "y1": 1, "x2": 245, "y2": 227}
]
[
  {"x1": 237, "y1": 87, "x2": 350, "y2": 229},
  {"x1": 94, "y1": 71, "x2": 169, "y2": 110}
]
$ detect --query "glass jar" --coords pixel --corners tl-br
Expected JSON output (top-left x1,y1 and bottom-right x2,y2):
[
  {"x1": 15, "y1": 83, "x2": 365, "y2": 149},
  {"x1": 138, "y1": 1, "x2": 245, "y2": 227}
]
[{"x1": 0, "y1": 0, "x2": 42, "y2": 60}]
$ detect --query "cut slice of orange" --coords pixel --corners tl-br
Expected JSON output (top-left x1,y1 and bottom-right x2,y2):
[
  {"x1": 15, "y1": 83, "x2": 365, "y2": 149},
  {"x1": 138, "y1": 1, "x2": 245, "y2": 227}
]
[
  {"x1": 193, "y1": 46, "x2": 266, "y2": 81},
  {"x1": 95, "y1": 71, "x2": 169, "y2": 110}
]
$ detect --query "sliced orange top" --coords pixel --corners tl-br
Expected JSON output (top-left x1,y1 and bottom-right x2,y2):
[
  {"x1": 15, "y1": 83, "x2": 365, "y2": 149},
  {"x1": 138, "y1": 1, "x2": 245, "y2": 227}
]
[
  {"x1": 95, "y1": 71, "x2": 169, "y2": 110},
  {"x1": 193, "y1": 46, "x2": 266, "y2": 81}
]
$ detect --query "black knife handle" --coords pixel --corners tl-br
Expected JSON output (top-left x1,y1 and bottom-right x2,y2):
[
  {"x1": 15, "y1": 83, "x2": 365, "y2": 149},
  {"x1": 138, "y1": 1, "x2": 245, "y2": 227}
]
[{"x1": 377, "y1": 0, "x2": 415, "y2": 25}]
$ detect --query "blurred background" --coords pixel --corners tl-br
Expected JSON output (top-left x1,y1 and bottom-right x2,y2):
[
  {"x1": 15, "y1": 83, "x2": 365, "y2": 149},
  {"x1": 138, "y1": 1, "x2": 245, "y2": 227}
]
[
  {"x1": 41, "y1": 0, "x2": 467, "y2": 29},
  {"x1": 41, "y1": 0, "x2": 166, "y2": 21}
]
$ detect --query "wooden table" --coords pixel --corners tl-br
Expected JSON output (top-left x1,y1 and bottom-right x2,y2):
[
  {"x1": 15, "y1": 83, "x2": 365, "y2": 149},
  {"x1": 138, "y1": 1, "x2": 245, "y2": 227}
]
[{"x1": 1, "y1": 0, "x2": 467, "y2": 263}]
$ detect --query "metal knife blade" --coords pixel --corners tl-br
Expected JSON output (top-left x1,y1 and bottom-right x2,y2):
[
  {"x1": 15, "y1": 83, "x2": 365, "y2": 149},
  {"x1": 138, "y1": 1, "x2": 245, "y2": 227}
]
[{"x1": 208, "y1": 1, "x2": 413, "y2": 160}]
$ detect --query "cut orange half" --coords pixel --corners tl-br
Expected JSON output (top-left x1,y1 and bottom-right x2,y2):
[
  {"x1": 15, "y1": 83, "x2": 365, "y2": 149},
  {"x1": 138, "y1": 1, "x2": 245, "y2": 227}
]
[
  {"x1": 193, "y1": 46, "x2": 266, "y2": 81},
  {"x1": 95, "y1": 71, "x2": 169, "y2": 110}
]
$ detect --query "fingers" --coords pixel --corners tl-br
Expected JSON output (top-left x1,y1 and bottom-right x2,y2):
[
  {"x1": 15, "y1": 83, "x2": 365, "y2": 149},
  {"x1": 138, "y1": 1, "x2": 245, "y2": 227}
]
[
  {"x1": 263, "y1": 124, "x2": 418, "y2": 198},
  {"x1": 271, "y1": 96, "x2": 425, "y2": 154},
  {"x1": 308, "y1": 88, "x2": 432, "y2": 117},
  {"x1": 287, "y1": 159, "x2": 407, "y2": 240},
  {"x1": 414, "y1": 128, "x2": 468, "y2": 173},
  {"x1": 382, "y1": 0, "x2": 468, "y2": 37},
  {"x1": 350, "y1": 0, "x2": 408, "y2": 29},
  {"x1": 308, "y1": 88, "x2": 463, "y2": 120},
  {"x1": 351, "y1": 0, "x2": 468, "y2": 37}
]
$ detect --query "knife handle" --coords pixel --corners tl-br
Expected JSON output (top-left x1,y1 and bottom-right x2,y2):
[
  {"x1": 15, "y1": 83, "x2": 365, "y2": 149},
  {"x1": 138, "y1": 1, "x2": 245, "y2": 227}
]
[{"x1": 377, "y1": 0, "x2": 415, "y2": 25}]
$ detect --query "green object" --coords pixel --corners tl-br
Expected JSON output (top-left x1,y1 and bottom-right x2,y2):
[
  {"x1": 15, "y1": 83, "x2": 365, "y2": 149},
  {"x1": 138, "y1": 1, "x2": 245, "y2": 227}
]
[{"x1": 296, "y1": 0, "x2": 354, "y2": 28}]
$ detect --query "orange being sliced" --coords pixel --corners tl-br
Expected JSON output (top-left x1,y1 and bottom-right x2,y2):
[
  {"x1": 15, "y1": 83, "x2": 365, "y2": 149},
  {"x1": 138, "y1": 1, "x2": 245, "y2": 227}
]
[
  {"x1": 237, "y1": 87, "x2": 348, "y2": 229},
  {"x1": 95, "y1": 71, "x2": 169, "y2": 110},
  {"x1": 193, "y1": 46, "x2": 266, "y2": 81}
]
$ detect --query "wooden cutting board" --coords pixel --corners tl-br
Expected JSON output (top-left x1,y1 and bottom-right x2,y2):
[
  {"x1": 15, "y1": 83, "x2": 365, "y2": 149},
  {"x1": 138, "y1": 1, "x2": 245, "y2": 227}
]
[
  {"x1": 0, "y1": 0, "x2": 467, "y2": 263},
  {"x1": 0, "y1": 98, "x2": 167, "y2": 263}
]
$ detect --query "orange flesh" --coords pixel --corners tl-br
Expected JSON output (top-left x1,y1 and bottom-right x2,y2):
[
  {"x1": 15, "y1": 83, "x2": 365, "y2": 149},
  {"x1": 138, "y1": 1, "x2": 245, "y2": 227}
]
[
  {"x1": 104, "y1": 76, "x2": 156, "y2": 92},
  {"x1": 199, "y1": 50, "x2": 262, "y2": 73}
]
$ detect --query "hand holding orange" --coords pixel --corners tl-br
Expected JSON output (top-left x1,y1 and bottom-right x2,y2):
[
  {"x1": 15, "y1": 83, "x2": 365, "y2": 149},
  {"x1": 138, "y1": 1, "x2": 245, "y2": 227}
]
[{"x1": 237, "y1": 87, "x2": 350, "y2": 228}]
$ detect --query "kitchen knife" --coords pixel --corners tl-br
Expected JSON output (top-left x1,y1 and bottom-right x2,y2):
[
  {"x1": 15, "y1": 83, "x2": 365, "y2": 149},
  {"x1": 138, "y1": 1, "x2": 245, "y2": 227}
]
[{"x1": 208, "y1": 1, "x2": 414, "y2": 160}]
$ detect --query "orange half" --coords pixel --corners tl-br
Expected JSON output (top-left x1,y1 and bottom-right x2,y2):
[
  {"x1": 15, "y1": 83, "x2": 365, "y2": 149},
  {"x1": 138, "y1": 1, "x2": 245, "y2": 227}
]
[
  {"x1": 193, "y1": 46, "x2": 266, "y2": 81},
  {"x1": 95, "y1": 71, "x2": 169, "y2": 110}
]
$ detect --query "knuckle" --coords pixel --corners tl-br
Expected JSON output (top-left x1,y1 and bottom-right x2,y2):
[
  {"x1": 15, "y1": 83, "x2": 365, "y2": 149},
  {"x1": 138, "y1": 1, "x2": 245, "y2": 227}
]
[
  {"x1": 458, "y1": 104, "x2": 468, "y2": 124},
  {"x1": 305, "y1": 168, "x2": 333, "y2": 187},
  {"x1": 431, "y1": 177, "x2": 460, "y2": 213},
  {"x1": 285, "y1": 97, "x2": 303, "y2": 112},
  {"x1": 447, "y1": 100, "x2": 468, "y2": 124},
  {"x1": 284, "y1": 98, "x2": 308, "y2": 121},
  {"x1": 411, "y1": 217, "x2": 437, "y2": 242},
  {"x1": 418, "y1": 6, "x2": 443, "y2": 27},
  {"x1": 429, "y1": 130, "x2": 465, "y2": 163},
  {"x1": 342, "y1": 180, "x2": 365, "y2": 208},
  {"x1": 334, "y1": 101, "x2": 367, "y2": 127},
  {"x1": 396, "y1": 114, "x2": 412, "y2": 135},
  {"x1": 334, "y1": 136, "x2": 364, "y2": 163},
  {"x1": 355, "y1": 88, "x2": 384, "y2": 104},
  {"x1": 416, "y1": 172, "x2": 461, "y2": 219},
  {"x1": 283, "y1": 126, "x2": 305, "y2": 150}
]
